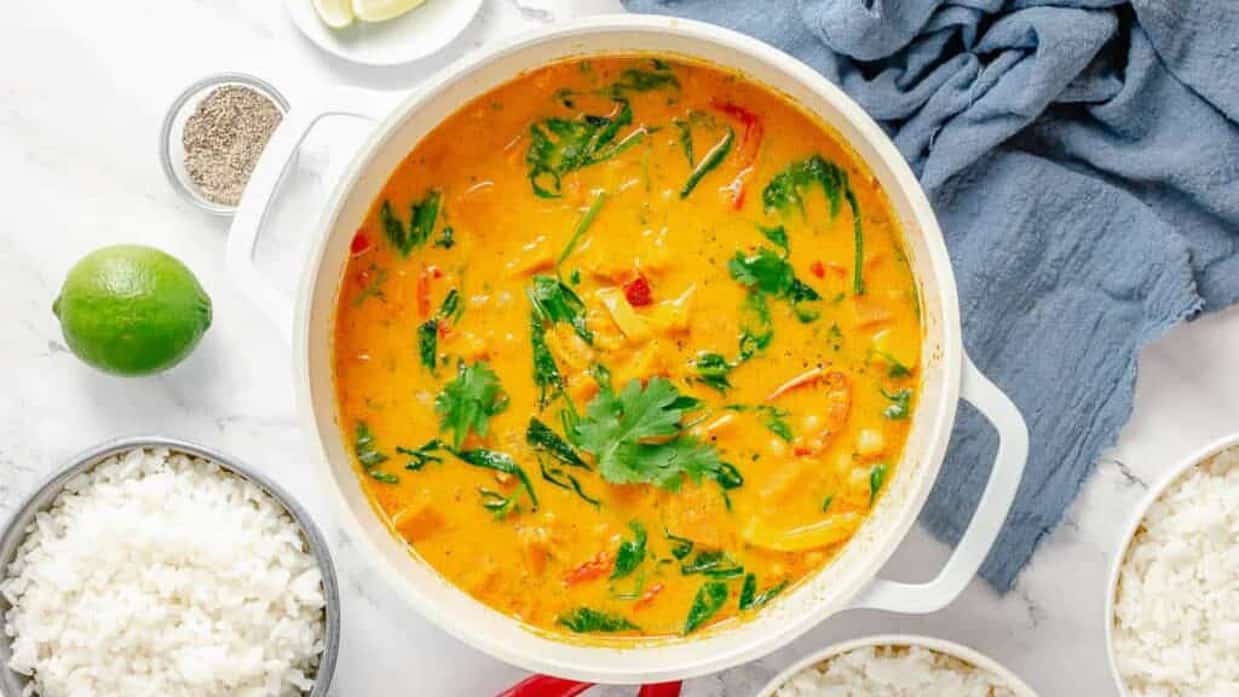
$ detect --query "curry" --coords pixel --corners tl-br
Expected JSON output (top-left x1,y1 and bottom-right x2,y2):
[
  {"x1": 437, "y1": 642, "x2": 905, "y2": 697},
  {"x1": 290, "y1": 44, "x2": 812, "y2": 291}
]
[{"x1": 332, "y1": 55, "x2": 921, "y2": 639}]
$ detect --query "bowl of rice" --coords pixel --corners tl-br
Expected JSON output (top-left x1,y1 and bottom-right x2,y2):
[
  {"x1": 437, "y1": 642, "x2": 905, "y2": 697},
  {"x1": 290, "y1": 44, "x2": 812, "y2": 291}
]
[
  {"x1": 758, "y1": 634, "x2": 1037, "y2": 697},
  {"x1": 0, "y1": 437, "x2": 340, "y2": 697},
  {"x1": 1106, "y1": 434, "x2": 1239, "y2": 697}
]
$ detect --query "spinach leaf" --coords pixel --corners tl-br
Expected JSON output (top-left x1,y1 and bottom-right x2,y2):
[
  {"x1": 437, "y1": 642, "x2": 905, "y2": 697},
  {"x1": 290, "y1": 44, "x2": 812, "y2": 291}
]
[
  {"x1": 352, "y1": 265, "x2": 388, "y2": 307},
  {"x1": 558, "y1": 608, "x2": 639, "y2": 633},
  {"x1": 820, "y1": 493, "x2": 834, "y2": 513},
  {"x1": 674, "y1": 118, "x2": 694, "y2": 165},
  {"x1": 664, "y1": 529, "x2": 695, "y2": 560},
  {"x1": 680, "y1": 127, "x2": 734, "y2": 199},
  {"x1": 529, "y1": 275, "x2": 593, "y2": 344},
  {"x1": 712, "y1": 462, "x2": 744, "y2": 491},
  {"x1": 738, "y1": 291, "x2": 774, "y2": 361},
  {"x1": 759, "y1": 225, "x2": 789, "y2": 255},
  {"x1": 417, "y1": 320, "x2": 438, "y2": 373},
  {"x1": 529, "y1": 310, "x2": 564, "y2": 410},
  {"x1": 438, "y1": 288, "x2": 463, "y2": 323},
  {"x1": 684, "y1": 581, "x2": 729, "y2": 634},
  {"x1": 557, "y1": 191, "x2": 607, "y2": 269},
  {"x1": 526, "y1": 101, "x2": 644, "y2": 198},
  {"x1": 872, "y1": 351, "x2": 911, "y2": 378},
  {"x1": 609, "y1": 67, "x2": 680, "y2": 96},
  {"x1": 526, "y1": 417, "x2": 587, "y2": 469},
  {"x1": 869, "y1": 463, "x2": 888, "y2": 505},
  {"x1": 681, "y1": 549, "x2": 744, "y2": 579},
  {"x1": 726, "y1": 404, "x2": 793, "y2": 442},
  {"x1": 693, "y1": 352, "x2": 735, "y2": 393},
  {"x1": 354, "y1": 422, "x2": 388, "y2": 467},
  {"x1": 410, "y1": 190, "x2": 442, "y2": 249},
  {"x1": 379, "y1": 201, "x2": 408, "y2": 255},
  {"x1": 611, "y1": 521, "x2": 647, "y2": 580},
  {"x1": 538, "y1": 456, "x2": 601, "y2": 507},
  {"x1": 478, "y1": 487, "x2": 518, "y2": 519},
  {"x1": 738, "y1": 573, "x2": 788, "y2": 611},
  {"x1": 847, "y1": 187, "x2": 864, "y2": 295},
  {"x1": 763, "y1": 155, "x2": 847, "y2": 218},
  {"x1": 433, "y1": 226, "x2": 455, "y2": 249},
  {"x1": 435, "y1": 361, "x2": 510, "y2": 449},
  {"x1": 380, "y1": 190, "x2": 442, "y2": 256},
  {"x1": 451, "y1": 447, "x2": 539, "y2": 512},
  {"x1": 355, "y1": 422, "x2": 397, "y2": 483},
  {"x1": 418, "y1": 289, "x2": 464, "y2": 376},
  {"x1": 368, "y1": 470, "x2": 399, "y2": 484},
  {"x1": 881, "y1": 388, "x2": 912, "y2": 419},
  {"x1": 762, "y1": 155, "x2": 866, "y2": 295},
  {"x1": 396, "y1": 440, "x2": 445, "y2": 471}
]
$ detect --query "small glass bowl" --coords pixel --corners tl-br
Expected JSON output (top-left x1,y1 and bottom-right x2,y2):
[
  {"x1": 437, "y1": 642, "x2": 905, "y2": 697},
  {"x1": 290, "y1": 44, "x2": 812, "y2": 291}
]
[{"x1": 160, "y1": 72, "x2": 291, "y2": 216}]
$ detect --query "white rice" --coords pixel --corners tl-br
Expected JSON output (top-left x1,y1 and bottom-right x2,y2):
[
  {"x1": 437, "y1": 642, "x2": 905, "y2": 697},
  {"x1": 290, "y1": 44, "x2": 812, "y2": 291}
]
[
  {"x1": 1112, "y1": 447, "x2": 1239, "y2": 696},
  {"x1": 2, "y1": 448, "x2": 326, "y2": 697},
  {"x1": 774, "y1": 644, "x2": 1018, "y2": 696}
]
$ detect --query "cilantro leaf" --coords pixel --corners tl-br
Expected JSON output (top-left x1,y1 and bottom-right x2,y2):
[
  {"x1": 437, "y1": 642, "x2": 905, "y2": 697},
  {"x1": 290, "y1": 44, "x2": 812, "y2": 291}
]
[
  {"x1": 571, "y1": 377, "x2": 731, "y2": 491},
  {"x1": 729, "y1": 247, "x2": 823, "y2": 323},
  {"x1": 435, "y1": 361, "x2": 510, "y2": 449}
]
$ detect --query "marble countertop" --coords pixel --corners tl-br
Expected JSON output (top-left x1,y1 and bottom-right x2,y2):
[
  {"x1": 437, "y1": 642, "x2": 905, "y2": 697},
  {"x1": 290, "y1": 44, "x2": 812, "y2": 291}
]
[{"x1": 3, "y1": 1, "x2": 1235, "y2": 695}]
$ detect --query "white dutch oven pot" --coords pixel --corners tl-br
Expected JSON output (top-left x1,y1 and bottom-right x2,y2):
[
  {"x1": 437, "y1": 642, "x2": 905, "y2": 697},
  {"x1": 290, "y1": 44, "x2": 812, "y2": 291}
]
[{"x1": 226, "y1": 15, "x2": 1029, "y2": 690}]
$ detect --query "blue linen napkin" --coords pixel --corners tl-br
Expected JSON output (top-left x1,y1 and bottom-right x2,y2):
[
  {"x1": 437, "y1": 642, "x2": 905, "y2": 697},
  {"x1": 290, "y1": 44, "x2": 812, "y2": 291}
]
[{"x1": 622, "y1": 0, "x2": 1239, "y2": 590}]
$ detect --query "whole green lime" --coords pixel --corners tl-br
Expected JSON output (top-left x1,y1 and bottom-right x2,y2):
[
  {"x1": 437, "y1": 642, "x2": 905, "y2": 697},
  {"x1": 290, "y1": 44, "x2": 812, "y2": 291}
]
[{"x1": 52, "y1": 245, "x2": 212, "y2": 376}]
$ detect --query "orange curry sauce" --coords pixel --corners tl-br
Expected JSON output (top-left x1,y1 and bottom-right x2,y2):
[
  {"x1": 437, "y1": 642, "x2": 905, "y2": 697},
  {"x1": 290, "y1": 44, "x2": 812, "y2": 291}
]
[{"x1": 333, "y1": 56, "x2": 921, "y2": 639}]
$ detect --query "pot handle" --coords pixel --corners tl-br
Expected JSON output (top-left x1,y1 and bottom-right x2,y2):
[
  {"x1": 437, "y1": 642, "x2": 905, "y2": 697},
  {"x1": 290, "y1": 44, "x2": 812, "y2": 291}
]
[
  {"x1": 846, "y1": 352, "x2": 1028, "y2": 614},
  {"x1": 225, "y1": 86, "x2": 399, "y2": 341},
  {"x1": 496, "y1": 676, "x2": 682, "y2": 697}
]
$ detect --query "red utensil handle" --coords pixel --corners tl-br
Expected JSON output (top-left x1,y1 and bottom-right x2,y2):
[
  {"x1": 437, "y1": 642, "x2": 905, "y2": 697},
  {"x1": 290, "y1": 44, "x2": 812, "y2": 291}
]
[
  {"x1": 497, "y1": 675, "x2": 593, "y2": 697},
  {"x1": 637, "y1": 682, "x2": 683, "y2": 697},
  {"x1": 496, "y1": 676, "x2": 683, "y2": 697}
]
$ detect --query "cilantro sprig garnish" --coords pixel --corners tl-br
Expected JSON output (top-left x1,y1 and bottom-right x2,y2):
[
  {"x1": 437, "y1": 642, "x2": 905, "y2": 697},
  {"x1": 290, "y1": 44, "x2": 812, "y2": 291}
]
[
  {"x1": 435, "y1": 360, "x2": 510, "y2": 449},
  {"x1": 569, "y1": 377, "x2": 740, "y2": 492}
]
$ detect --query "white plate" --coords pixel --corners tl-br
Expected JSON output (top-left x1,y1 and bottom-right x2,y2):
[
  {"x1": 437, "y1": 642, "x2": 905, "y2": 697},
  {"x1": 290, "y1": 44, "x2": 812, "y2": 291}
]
[{"x1": 285, "y1": 0, "x2": 484, "y2": 66}]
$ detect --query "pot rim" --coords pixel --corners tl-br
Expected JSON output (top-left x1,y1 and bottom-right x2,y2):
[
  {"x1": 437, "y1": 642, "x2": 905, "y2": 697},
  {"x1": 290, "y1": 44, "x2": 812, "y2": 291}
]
[
  {"x1": 1102, "y1": 431, "x2": 1239, "y2": 697},
  {"x1": 292, "y1": 13, "x2": 965, "y2": 683}
]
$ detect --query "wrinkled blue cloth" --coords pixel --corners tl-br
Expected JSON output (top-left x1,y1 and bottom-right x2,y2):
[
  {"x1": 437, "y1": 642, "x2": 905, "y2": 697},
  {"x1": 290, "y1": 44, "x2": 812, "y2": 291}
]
[{"x1": 623, "y1": 0, "x2": 1239, "y2": 590}]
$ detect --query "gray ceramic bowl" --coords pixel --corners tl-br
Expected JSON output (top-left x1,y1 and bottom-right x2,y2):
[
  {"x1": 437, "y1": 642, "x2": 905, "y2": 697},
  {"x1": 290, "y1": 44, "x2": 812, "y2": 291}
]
[{"x1": 0, "y1": 436, "x2": 340, "y2": 696}]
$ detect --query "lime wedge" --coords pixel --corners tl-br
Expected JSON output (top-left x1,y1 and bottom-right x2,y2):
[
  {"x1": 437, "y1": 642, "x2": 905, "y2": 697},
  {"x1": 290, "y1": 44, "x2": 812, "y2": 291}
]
[
  {"x1": 313, "y1": 0, "x2": 355, "y2": 28},
  {"x1": 352, "y1": 0, "x2": 427, "y2": 23}
]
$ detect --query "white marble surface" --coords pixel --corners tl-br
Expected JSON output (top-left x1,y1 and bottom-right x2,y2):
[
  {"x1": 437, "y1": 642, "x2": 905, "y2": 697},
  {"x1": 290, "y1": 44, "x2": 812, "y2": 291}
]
[{"x1": 1, "y1": 1, "x2": 1234, "y2": 695}]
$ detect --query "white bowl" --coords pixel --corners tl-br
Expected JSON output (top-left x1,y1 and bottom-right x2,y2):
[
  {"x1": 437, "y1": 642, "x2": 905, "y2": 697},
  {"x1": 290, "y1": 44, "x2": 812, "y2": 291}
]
[
  {"x1": 1103, "y1": 432, "x2": 1239, "y2": 697},
  {"x1": 756, "y1": 634, "x2": 1039, "y2": 697}
]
